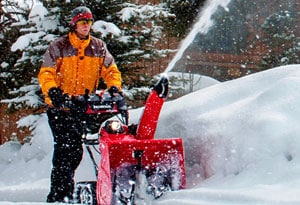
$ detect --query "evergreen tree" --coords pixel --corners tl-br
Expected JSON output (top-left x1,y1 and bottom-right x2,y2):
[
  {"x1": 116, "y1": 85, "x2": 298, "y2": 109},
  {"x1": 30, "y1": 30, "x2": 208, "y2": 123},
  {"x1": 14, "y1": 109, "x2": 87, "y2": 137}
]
[
  {"x1": 0, "y1": 0, "x2": 31, "y2": 99},
  {"x1": 261, "y1": 10, "x2": 300, "y2": 68},
  {"x1": 163, "y1": 0, "x2": 205, "y2": 37}
]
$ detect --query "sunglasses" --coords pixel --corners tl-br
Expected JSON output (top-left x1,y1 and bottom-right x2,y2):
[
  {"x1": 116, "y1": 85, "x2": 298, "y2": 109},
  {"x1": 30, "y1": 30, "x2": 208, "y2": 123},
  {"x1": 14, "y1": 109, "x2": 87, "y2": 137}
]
[{"x1": 76, "y1": 19, "x2": 93, "y2": 26}]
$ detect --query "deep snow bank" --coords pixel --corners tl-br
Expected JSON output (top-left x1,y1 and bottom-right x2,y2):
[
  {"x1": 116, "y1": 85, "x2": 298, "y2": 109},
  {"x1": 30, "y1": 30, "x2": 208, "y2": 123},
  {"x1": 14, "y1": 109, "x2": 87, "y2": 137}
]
[{"x1": 156, "y1": 64, "x2": 300, "y2": 187}]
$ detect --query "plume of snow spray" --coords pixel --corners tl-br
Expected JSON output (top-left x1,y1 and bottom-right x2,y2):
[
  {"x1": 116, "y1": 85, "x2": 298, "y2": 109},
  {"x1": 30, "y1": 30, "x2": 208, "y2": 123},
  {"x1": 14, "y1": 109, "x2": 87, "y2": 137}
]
[{"x1": 164, "y1": 0, "x2": 231, "y2": 73}]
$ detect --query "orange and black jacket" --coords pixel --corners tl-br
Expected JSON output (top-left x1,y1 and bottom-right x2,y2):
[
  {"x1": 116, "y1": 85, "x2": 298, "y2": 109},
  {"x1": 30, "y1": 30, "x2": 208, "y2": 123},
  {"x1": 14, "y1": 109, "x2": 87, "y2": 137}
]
[{"x1": 38, "y1": 32, "x2": 122, "y2": 106}]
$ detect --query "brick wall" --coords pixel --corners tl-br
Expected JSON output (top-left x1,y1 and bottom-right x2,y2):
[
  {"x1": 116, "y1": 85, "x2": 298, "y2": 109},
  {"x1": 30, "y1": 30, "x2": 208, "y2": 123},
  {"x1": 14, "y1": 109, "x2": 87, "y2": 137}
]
[{"x1": 0, "y1": 104, "x2": 34, "y2": 144}]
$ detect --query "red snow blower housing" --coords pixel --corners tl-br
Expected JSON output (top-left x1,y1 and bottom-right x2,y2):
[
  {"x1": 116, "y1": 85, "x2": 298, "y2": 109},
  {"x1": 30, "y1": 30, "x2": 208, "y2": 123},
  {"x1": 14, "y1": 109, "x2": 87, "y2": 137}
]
[{"x1": 69, "y1": 75, "x2": 185, "y2": 205}]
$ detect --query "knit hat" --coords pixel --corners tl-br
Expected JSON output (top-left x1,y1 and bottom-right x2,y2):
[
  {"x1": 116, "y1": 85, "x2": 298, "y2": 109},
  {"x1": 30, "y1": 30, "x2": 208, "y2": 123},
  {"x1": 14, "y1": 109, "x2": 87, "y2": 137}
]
[{"x1": 70, "y1": 6, "x2": 93, "y2": 26}]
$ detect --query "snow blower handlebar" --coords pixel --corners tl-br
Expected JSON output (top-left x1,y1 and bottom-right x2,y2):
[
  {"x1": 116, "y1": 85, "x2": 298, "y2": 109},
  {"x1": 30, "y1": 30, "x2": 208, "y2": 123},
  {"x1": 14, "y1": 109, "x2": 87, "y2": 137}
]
[{"x1": 60, "y1": 89, "x2": 129, "y2": 126}]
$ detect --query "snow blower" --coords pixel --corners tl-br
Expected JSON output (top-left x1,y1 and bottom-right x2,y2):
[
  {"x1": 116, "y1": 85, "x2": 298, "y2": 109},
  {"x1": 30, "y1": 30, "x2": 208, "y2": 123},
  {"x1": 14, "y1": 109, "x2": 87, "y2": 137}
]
[{"x1": 70, "y1": 75, "x2": 185, "y2": 205}]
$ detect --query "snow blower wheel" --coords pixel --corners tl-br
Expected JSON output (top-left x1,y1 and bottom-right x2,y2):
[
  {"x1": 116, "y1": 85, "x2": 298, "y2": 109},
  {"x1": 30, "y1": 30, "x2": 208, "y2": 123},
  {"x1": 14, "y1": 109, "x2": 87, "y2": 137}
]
[{"x1": 74, "y1": 181, "x2": 97, "y2": 205}]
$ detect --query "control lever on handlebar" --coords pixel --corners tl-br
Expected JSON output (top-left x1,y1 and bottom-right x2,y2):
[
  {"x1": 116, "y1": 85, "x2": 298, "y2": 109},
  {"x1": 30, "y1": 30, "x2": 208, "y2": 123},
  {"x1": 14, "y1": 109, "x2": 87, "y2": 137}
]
[{"x1": 60, "y1": 90, "x2": 129, "y2": 134}]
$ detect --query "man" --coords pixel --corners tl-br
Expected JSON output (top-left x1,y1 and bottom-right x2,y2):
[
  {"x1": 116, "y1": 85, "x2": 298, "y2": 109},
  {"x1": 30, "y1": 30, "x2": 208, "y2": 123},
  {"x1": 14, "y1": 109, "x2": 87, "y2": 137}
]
[{"x1": 38, "y1": 6, "x2": 122, "y2": 203}]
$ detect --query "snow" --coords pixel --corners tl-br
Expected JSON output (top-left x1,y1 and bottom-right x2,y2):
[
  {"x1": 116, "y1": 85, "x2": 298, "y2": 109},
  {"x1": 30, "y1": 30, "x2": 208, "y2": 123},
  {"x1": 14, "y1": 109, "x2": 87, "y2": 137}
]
[
  {"x1": 118, "y1": 7, "x2": 137, "y2": 22},
  {"x1": 118, "y1": 3, "x2": 173, "y2": 22},
  {"x1": 92, "y1": 21, "x2": 121, "y2": 38},
  {"x1": 168, "y1": 72, "x2": 220, "y2": 95},
  {"x1": 11, "y1": 4, "x2": 57, "y2": 52},
  {"x1": 1, "y1": 79, "x2": 42, "y2": 109},
  {"x1": 11, "y1": 32, "x2": 46, "y2": 52},
  {"x1": 1, "y1": 64, "x2": 300, "y2": 204}
]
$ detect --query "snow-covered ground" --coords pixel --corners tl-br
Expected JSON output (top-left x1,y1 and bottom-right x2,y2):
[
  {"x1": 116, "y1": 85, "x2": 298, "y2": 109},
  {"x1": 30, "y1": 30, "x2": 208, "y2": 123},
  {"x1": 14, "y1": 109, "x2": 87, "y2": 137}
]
[{"x1": 1, "y1": 64, "x2": 300, "y2": 204}]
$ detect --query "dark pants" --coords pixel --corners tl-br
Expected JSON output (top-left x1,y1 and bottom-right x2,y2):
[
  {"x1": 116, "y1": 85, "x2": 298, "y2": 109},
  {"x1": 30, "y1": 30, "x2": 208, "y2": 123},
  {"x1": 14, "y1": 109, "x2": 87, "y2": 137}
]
[{"x1": 46, "y1": 108, "x2": 84, "y2": 203}]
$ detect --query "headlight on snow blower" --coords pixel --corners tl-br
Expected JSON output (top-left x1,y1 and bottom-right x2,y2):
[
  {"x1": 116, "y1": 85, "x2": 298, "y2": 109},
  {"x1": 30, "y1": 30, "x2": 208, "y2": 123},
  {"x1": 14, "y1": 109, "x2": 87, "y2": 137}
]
[{"x1": 104, "y1": 120, "x2": 124, "y2": 134}]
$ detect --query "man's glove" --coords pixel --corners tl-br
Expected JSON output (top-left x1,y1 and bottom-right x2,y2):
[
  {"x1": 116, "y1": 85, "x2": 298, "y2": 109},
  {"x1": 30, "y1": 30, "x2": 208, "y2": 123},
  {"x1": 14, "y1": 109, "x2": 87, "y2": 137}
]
[
  {"x1": 108, "y1": 86, "x2": 127, "y2": 111},
  {"x1": 108, "y1": 86, "x2": 119, "y2": 96},
  {"x1": 48, "y1": 87, "x2": 64, "y2": 108}
]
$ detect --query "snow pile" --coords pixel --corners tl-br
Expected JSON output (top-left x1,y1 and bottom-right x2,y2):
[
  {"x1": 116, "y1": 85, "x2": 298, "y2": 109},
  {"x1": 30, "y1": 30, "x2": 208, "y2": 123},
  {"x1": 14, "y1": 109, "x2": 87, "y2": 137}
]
[
  {"x1": 2, "y1": 65, "x2": 300, "y2": 204},
  {"x1": 168, "y1": 72, "x2": 220, "y2": 95},
  {"x1": 155, "y1": 64, "x2": 300, "y2": 204}
]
